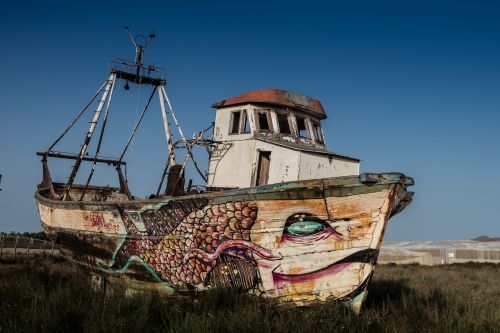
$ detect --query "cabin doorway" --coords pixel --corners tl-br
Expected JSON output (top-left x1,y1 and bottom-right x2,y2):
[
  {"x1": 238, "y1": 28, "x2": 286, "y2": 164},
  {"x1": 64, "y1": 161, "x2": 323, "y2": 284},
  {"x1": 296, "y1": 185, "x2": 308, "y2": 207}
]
[{"x1": 255, "y1": 151, "x2": 271, "y2": 186}]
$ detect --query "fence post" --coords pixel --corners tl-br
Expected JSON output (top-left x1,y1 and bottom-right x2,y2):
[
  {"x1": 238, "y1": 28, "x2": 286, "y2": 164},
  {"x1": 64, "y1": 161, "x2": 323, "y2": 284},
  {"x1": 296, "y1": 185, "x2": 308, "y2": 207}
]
[
  {"x1": 0, "y1": 233, "x2": 3, "y2": 260},
  {"x1": 26, "y1": 237, "x2": 33, "y2": 262},
  {"x1": 14, "y1": 235, "x2": 19, "y2": 261}
]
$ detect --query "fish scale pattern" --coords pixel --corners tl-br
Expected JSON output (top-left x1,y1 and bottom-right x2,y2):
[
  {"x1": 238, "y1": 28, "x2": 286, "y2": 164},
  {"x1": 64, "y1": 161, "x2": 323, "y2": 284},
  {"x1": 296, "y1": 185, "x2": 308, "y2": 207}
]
[{"x1": 116, "y1": 200, "x2": 258, "y2": 286}]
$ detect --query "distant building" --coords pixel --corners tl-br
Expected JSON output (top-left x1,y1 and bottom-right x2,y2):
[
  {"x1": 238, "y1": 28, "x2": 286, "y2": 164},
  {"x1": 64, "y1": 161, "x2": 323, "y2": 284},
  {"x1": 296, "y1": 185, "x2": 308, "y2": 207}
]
[{"x1": 379, "y1": 240, "x2": 500, "y2": 265}]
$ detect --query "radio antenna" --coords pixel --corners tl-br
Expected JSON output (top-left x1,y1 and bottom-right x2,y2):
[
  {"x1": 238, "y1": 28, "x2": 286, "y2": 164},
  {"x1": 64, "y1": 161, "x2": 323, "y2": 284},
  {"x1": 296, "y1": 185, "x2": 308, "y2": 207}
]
[{"x1": 124, "y1": 26, "x2": 156, "y2": 77}]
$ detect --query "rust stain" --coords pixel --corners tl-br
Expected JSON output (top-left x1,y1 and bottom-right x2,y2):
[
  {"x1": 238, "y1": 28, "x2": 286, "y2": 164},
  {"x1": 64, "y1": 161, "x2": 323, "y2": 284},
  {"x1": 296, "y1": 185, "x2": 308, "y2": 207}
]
[{"x1": 212, "y1": 89, "x2": 327, "y2": 120}]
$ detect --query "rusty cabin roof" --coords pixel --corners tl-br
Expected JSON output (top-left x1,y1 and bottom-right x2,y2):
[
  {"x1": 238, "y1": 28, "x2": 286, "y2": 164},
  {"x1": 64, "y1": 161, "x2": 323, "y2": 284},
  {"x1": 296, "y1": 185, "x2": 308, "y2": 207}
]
[{"x1": 211, "y1": 89, "x2": 327, "y2": 120}]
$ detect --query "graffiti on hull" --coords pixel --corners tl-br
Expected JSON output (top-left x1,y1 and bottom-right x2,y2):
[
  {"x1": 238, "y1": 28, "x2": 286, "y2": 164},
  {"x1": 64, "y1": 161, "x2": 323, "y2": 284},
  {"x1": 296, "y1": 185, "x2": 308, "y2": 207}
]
[
  {"x1": 90, "y1": 212, "x2": 120, "y2": 233},
  {"x1": 97, "y1": 198, "x2": 378, "y2": 303},
  {"x1": 99, "y1": 199, "x2": 279, "y2": 290}
]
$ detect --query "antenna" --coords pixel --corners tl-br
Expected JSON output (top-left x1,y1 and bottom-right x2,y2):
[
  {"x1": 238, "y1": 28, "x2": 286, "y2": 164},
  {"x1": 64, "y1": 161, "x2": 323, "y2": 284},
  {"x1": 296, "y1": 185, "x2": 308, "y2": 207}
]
[{"x1": 124, "y1": 26, "x2": 156, "y2": 77}]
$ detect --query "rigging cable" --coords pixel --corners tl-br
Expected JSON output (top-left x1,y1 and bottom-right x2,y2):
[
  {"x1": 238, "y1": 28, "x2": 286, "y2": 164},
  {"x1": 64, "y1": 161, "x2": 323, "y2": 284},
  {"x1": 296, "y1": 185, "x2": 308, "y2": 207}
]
[
  {"x1": 155, "y1": 157, "x2": 171, "y2": 196},
  {"x1": 119, "y1": 86, "x2": 158, "y2": 162},
  {"x1": 160, "y1": 86, "x2": 207, "y2": 183},
  {"x1": 125, "y1": 82, "x2": 142, "y2": 181},
  {"x1": 47, "y1": 79, "x2": 108, "y2": 152}
]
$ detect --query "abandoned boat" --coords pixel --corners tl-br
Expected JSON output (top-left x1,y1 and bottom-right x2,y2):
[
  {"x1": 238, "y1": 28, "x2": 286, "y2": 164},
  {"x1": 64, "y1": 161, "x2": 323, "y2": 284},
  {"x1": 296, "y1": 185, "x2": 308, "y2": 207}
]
[{"x1": 35, "y1": 31, "x2": 414, "y2": 311}]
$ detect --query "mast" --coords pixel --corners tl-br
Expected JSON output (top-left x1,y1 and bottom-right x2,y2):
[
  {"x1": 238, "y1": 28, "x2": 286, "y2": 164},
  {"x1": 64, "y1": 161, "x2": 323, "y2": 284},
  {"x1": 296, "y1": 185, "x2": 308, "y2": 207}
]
[
  {"x1": 79, "y1": 75, "x2": 117, "y2": 200},
  {"x1": 38, "y1": 28, "x2": 209, "y2": 200},
  {"x1": 62, "y1": 73, "x2": 116, "y2": 200},
  {"x1": 158, "y1": 87, "x2": 176, "y2": 166}
]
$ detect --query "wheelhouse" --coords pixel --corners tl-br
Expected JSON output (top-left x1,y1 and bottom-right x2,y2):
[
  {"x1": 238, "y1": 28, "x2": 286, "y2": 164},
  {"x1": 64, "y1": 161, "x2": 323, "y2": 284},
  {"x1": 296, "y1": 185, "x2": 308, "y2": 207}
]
[{"x1": 207, "y1": 89, "x2": 360, "y2": 189}]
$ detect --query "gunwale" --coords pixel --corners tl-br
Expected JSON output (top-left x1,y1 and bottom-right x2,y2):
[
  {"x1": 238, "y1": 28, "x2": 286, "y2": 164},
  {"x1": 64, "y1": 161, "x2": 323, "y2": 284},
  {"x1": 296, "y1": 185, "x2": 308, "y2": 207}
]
[{"x1": 35, "y1": 172, "x2": 411, "y2": 210}]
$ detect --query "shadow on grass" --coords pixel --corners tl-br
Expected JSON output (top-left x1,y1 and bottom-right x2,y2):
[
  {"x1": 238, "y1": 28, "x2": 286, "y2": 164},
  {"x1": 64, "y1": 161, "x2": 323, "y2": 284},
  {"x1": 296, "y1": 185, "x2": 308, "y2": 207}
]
[{"x1": 364, "y1": 277, "x2": 413, "y2": 308}]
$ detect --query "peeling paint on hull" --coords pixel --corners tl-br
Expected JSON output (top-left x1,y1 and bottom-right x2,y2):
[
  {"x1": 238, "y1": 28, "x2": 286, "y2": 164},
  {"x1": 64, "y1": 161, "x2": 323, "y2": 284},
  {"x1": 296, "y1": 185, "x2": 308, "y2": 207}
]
[{"x1": 35, "y1": 173, "x2": 413, "y2": 311}]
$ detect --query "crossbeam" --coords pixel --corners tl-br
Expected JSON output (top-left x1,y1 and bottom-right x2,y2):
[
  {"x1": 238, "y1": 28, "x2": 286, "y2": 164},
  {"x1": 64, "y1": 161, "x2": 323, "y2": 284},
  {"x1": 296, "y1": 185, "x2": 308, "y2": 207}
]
[
  {"x1": 36, "y1": 151, "x2": 126, "y2": 166},
  {"x1": 112, "y1": 70, "x2": 165, "y2": 86}
]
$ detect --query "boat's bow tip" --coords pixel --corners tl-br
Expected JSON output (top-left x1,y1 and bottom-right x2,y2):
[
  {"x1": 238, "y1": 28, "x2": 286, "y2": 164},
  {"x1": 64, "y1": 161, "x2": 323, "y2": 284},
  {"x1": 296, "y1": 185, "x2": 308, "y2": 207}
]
[{"x1": 359, "y1": 172, "x2": 415, "y2": 186}]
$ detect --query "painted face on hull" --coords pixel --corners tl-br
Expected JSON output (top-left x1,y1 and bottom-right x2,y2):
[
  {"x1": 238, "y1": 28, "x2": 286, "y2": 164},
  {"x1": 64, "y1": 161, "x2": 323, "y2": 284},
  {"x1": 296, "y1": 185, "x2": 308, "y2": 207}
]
[
  {"x1": 267, "y1": 213, "x2": 376, "y2": 301},
  {"x1": 249, "y1": 197, "x2": 382, "y2": 302}
]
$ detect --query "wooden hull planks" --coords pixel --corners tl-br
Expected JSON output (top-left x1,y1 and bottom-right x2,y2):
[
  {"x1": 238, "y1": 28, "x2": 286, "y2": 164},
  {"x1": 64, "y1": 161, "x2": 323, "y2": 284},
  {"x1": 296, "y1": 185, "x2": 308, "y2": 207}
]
[{"x1": 35, "y1": 173, "x2": 413, "y2": 310}]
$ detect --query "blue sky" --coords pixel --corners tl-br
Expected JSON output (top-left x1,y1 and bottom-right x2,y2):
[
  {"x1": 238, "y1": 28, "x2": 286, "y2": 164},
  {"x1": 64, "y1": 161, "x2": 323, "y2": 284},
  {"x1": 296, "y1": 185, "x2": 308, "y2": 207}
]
[{"x1": 0, "y1": 1, "x2": 499, "y2": 240}]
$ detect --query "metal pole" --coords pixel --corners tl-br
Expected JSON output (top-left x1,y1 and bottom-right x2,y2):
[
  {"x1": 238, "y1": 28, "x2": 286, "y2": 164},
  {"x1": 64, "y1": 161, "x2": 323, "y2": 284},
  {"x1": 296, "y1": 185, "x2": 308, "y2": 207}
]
[
  {"x1": 158, "y1": 86, "x2": 176, "y2": 166},
  {"x1": 80, "y1": 74, "x2": 117, "y2": 200},
  {"x1": 161, "y1": 86, "x2": 207, "y2": 182},
  {"x1": 63, "y1": 74, "x2": 115, "y2": 200},
  {"x1": 161, "y1": 86, "x2": 186, "y2": 141}
]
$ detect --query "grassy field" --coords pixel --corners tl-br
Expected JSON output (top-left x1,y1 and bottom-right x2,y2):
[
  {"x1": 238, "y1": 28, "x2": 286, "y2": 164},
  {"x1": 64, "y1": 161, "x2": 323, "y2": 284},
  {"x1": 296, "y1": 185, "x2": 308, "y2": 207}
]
[{"x1": 0, "y1": 257, "x2": 499, "y2": 333}]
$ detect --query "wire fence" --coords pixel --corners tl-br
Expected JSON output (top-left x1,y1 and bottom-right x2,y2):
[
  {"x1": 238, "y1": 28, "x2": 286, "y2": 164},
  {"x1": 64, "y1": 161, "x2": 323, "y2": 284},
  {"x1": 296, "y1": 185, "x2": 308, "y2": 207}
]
[{"x1": 0, "y1": 233, "x2": 59, "y2": 262}]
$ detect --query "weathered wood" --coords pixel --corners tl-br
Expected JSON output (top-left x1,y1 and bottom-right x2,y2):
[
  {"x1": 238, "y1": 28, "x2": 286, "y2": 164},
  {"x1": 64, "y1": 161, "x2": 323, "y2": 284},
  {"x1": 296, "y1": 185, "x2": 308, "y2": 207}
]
[{"x1": 35, "y1": 173, "x2": 413, "y2": 310}]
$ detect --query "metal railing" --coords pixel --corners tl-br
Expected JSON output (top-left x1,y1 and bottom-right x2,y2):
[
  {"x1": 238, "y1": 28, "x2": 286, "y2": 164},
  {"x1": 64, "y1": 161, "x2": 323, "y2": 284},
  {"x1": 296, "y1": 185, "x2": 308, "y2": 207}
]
[{"x1": 0, "y1": 233, "x2": 59, "y2": 262}]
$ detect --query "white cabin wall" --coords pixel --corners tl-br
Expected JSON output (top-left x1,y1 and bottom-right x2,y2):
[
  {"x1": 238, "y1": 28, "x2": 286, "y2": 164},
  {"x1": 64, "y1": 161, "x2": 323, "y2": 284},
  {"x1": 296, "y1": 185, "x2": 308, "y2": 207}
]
[
  {"x1": 209, "y1": 105, "x2": 256, "y2": 188},
  {"x1": 253, "y1": 141, "x2": 301, "y2": 184},
  {"x1": 298, "y1": 152, "x2": 359, "y2": 179},
  {"x1": 208, "y1": 138, "x2": 359, "y2": 188},
  {"x1": 212, "y1": 104, "x2": 254, "y2": 142},
  {"x1": 208, "y1": 140, "x2": 302, "y2": 188},
  {"x1": 208, "y1": 139, "x2": 257, "y2": 188}
]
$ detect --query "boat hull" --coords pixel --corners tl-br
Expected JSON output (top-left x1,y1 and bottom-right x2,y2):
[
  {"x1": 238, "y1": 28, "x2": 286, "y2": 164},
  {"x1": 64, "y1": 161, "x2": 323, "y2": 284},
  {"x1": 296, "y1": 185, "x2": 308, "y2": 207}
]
[{"x1": 35, "y1": 173, "x2": 413, "y2": 310}]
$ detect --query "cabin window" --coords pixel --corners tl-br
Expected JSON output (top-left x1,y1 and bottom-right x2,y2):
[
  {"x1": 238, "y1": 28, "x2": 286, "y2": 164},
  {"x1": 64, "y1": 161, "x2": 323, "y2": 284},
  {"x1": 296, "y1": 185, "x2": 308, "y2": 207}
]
[
  {"x1": 229, "y1": 109, "x2": 250, "y2": 134},
  {"x1": 255, "y1": 109, "x2": 273, "y2": 132},
  {"x1": 241, "y1": 110, "x2": 251, "y2": 133},
  {"x1": 312, "y1": 121, "x2": 323, "y2": 143},
  {"x1": 230, "y1": 111, "x2": 241, "y2": 134},
  {"x1": 296, "y1": 116, "x2": 310, "y2": 138},
  {"x1": 277, "y1": 113, "x2": 291, "y2": 134}
]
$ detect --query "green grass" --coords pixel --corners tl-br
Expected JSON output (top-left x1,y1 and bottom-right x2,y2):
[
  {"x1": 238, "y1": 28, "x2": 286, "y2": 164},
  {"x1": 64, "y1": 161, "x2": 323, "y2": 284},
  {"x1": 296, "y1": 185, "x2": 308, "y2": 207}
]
[{"x1": 1, "y1": 257, "x2": 499, "y2": 333}]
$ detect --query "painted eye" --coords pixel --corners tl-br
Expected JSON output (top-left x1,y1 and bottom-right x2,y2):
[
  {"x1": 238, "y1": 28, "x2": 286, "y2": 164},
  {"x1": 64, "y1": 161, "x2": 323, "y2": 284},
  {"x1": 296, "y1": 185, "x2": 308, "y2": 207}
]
[
  {"x1": 283, "y1": 213, "x2": 330, "y2": 237},
  {"x1": 285, "y1": 220, "x2": 326, "y2": 236}
]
